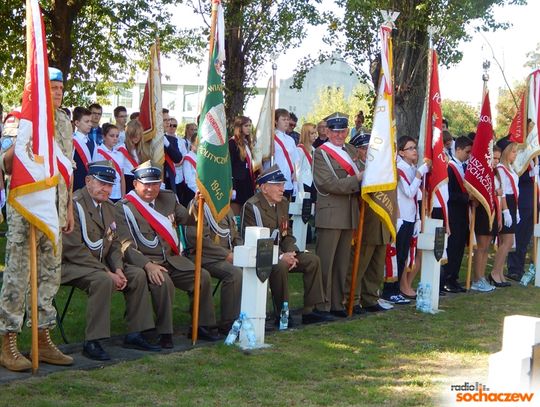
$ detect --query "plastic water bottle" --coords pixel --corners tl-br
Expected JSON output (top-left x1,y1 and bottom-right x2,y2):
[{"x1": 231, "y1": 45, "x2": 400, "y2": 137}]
[
  {"x1": 520, "y1": 264, "x2": 536, "y2": 287},
  {"x1": 224, "y1": 315, "x2": 243, "y2": 345},
  {"x1": 241, "y1": 314, "x2": 257, "y2": 349},
  {"x1": 279, "y1": 301, "x2": 289, "y2": 330},
  {"x1": 416, "y1": 284, "x2": 425, "y2": 312},
  {"x1": 422, "y1": 283, "x2": 432, "y2": 313}
]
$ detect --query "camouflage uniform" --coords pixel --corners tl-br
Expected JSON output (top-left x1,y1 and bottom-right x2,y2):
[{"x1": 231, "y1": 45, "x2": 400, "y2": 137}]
[{"x1": 0, "y1": 108, "x2": 73, "y2": 333}]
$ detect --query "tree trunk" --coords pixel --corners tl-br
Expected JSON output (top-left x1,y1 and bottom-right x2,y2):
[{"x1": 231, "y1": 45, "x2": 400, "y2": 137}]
[
  {"x1": 392, "y1": 28, "x2": 429, "y2": 141},
  {"x1": 223, "y1": 2, "x2": 247, "y2": 130}
]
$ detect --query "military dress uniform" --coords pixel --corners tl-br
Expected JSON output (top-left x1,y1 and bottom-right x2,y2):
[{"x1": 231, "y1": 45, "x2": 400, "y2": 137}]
[
  {"x1": 115, "y1": 175, "x2": 217, "y2": 337},
  {"x1": 241, "y1": 180, "x2": 326, "y2": 319},
  {"x1": 62, "y1": 185, "x2": 155, "y2": 343},
  {"x1": 313, "y1": 113, "x2": 361, "y2": 314},
  {"x1": 185, "y1": 207, "x2": 242, "y2": 330},
  {"x1": 0, "y1": 106, "x2": 73, "y2": 334}
]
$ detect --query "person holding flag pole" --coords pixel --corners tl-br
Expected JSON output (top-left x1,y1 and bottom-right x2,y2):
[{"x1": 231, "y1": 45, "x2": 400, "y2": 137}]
[
  {"x1": 0, "y1": 0, "x2": 74, "y2": 373},
  {"x1": 194, "y1": 0, "x2": 233, "y2": 344},
  {"x1": 346, "y1": 10, "x2": 399, "y2": 314}
]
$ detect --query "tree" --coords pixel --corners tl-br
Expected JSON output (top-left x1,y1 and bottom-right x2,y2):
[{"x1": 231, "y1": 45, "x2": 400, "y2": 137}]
[
  {"x1": 495, "y1": 82, "x2": 525, "y2": 137},
  {"x1": 183, "y1": 0, "x2": 324, "y2": 126},
  {"x1": 0, "y1": 0, "x2": 204, "y2": 109},
  {"x1": 441, "y1": 100, "x2": 479, "y2": 137},
  {"x1": 304, "y1": 84, "x2": 372, "y2": 130},
  {"x1": 525, "y1": 42, "x2": 540, "y2": 69},
  {"x1": 293, "y1": 0, "x2": 525, "y2": 141}
]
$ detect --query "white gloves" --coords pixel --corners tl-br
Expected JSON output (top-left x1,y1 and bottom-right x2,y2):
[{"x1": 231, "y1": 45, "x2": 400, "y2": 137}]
[
  {"x1": 503, "y1": 209, "x2": 513, "y2": 228},
  {"x1": 516, "y1": 209, "x2": 521, "y2": 224},
  {"x1": 413, "y1": 219, "x2": 421, "y2": 238},
  {"x1": 529, "y1": 165, "x2": 539, "y2": 177},
  {"x1": 0, "y1": 189, "x2": 5, "y2": 209},
  {"x1": 417, "y1": 163, "x2": 430, "y2": 177},
  {"x1": 163, "y1": 135, "x2": 170, "y2": 148}
]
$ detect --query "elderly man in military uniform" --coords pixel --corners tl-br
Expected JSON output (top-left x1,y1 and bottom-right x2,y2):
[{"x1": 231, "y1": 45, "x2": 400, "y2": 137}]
[
  {"x1": 62, "y1": 161, "x2": 160, "y2": 360},
  {"x1": 313, "y1": 112, "x2": 363, "y2": 318},
  {"x1": 115, "y1": 161, "x2": 220, "y2": 345},
  {"x1": 241, "y1": 165, "x2": 331, "y2": 325},
  {"x1": 345, "y1": 133, "x2": 391, "y2": 313},
  {"x1": 185, "y1": 206, "x2": 242, "y2": 333},
  {"x1": 0, "y1": 67, "x2": 74, "y2": 372}
]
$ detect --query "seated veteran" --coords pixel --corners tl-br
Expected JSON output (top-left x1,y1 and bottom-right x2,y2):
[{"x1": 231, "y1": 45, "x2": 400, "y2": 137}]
[
  {"x1": 185, "y1": 206, "x2": 242, "y2": 334},
  {"x1": 115, "y1": 161, "x2": 220, "y2": 345},
  {"x1": 241, "y1": 165, "x2": 332, "y2": 325},
  {"x1": 61, "y1": 161, "x2": 160, "y2": 361}
]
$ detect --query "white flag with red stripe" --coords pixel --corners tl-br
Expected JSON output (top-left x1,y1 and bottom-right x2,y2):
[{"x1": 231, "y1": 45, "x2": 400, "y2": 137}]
[{"x1": 7, "y1": 0, "x2": 70, "y2": 249}]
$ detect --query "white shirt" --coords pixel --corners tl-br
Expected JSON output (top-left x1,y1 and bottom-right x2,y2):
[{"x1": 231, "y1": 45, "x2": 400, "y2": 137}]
[
  {"x1": 183, "y1": 151, "x2": 198, "y2": 193},
  {"x1": 94, "y1": 145, "x2": 126, "y2": 200},
  {"x1": 175, "y1": 137, "x2": 186, "y2": 184},
  {"x1": 295, "y1": 145, "x2": 313, "y2": 195},
  {"x1": 274, "y1": 130, "x2": 299, "y2": 192},
  {"x1": 497, "y1": 163, "x2": 519, "y2": 197},
  {"x1": 397, "y1": 159, "x2": 421, "y2": 222}
]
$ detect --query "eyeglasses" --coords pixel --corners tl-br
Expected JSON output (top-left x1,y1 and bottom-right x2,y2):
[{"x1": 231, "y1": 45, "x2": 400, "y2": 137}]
[
  {"x1": 170, "y1": 124, "x2": 178, "y2": 128},
  {"x1": 91, "y1": 111, "x2": 102, "y2": 116},
  {"x1": 402, "y1": 146, "x2": 417, "y2": 151}
]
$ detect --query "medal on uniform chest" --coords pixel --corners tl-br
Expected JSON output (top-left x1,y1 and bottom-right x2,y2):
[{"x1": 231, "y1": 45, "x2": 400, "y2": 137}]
[{"x1": 280, "y1": 215, "x2": 288, "y2": 238}]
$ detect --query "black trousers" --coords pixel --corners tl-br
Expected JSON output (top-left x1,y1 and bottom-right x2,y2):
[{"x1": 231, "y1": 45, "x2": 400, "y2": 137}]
[
  {"x1": 382, "y1": 220, "x2": 414, "y2": 297},
  {"x1": 443, "y1": 218, "x2": 468, "y2": 284},
  {"x1": 507, "y1": 205, "x2": 534, "y2": 277}
]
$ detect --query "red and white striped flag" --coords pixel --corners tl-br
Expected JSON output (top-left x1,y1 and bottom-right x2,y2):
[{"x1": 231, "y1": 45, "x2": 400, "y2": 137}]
[{"x1": 7, "y1": 0, "x2": 70, "y2": 249}]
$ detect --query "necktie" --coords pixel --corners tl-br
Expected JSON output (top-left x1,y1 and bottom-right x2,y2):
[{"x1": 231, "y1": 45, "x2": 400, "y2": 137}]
[
  {"x1": 97, "y1": 204, "x2": 103, "y2": 223},
  {"x1": 462, "y1": 163, "x2": 467, "y2": 171},
  {"x1": 149, "y1": 203, "x2": 155, "y2": 209}
]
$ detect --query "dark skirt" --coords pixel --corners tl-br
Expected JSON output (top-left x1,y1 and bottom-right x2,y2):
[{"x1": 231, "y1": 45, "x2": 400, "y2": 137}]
[
  {"x1": 499, "y1": 194, "x2": 517, "y2": 235},
  {"x1": 231, "y1": 178, "x2": 255, "y2": 205},
  {"x1": 475, "y1": 204, "x2": 497, "y2": 237}
]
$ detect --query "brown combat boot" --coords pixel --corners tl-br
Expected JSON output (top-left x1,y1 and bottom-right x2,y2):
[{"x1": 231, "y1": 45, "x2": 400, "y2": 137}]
[
  {"x1": 0, "y1": 332, "x2": 32, "y2": 372},
  {"x1": 32, "y1": 329, "x2": 73, "y2": 366}
]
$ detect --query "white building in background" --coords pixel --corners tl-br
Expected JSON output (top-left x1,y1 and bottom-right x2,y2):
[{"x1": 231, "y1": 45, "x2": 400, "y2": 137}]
[
  {"x1": 98, "y1": 55, "x2": 363, "y2": 128},
  {"x1": 278, "y1": 56, "x2": 364, "y2": 121}
]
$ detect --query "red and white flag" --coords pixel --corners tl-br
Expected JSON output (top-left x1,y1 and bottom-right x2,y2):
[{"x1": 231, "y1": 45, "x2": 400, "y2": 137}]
[
  {"x1": 464, "y1": 92, "x2": 496, "y2": 227},
  {"x1": 423, "y1": 50, "x2": 448, "y2": 225},
  {"x1": 7, "y1": 0, "x2": 72, "y2": 250}
]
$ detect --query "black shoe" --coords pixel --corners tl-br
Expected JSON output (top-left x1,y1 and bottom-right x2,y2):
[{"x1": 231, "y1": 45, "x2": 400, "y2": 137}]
[
  {"x1": 442, "y1": 284, "x2": 460, "y2": 294},
  {"x1": 159, "y1": 334, "x2": 174, "y2": 349},
  {"x1": 124, "y1": 332, "x2": 161, "y2": 352},
  {"x1": 302, "y1": 310, "x2": 335, "y2": 324},
  {"x1": 400, "y1": 291, "x2": 417, "y2": 300},
  {"x1": 82, "y1": 340, "x2": 110, "y2": 361},
  {"x1": 451, "y1": 282, "x2": 467, "y2": 293},
  {"x1": 506, "y1": 272, "x2": 522, "y2": 282},
  {"x1": 188, "y1": 326, "x2": 221, "y2": 342},
  {"x1": 439, "y1": 290, "x2": 447, "y2": 297},
  {"x1": 330, "y1": 309, "x2": 348, "y2": 318},
  {"x1": 364, "y1": 304, "x2": 387, "y2": 313},
  {"x1": 352, "y1": 305, "x2": 367, "y2": 315},
  {"x1": 488, "y1": 274, "x2": 508, "y2": 288}
]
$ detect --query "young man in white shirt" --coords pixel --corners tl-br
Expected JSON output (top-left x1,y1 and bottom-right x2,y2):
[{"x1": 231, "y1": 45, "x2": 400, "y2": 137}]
[{"x1": 274, "y1": 108, "x2": 300, "y2": 200}]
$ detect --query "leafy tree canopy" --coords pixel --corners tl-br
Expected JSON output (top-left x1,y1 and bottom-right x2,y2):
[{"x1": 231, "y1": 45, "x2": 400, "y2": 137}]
[
  {"x1": 441, "y1": 99, "x2": 479, "y2": 137},
  {"x1": 495, "y1": 82, "x2": 525, "y2": 137},
  {"x1": 0, "y1": 0, "x2": 204, "y2": 109}
]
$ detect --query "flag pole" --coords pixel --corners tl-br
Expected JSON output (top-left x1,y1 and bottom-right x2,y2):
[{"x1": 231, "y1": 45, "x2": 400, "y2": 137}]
[
  {"x1": 465, "y1": 206, "x2": 476, "y2": 290},
  {"x1": 29, "y1": 224, "x2": 39, "y2": 373},
  {"x1": 421, "y1": 30, "x2": 434, "y2": 232},
  {"x1": 270, "y1": 62, "x2": 277, "y2": 163},
  {"x1": 191, "y1": 0, "x2": 219, "y2": 345},
  {"x1": 533, "y1": 157, "x2": 538, "y2": 263},
  {"x1": 347, "y1": 199, "x2": 365, "y2": 316}
]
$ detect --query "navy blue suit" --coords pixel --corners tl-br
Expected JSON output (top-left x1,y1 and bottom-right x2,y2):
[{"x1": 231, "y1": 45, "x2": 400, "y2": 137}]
[
  {"x1": 507, "y1": 168, "x2": 535, "y2": 278},
  {"x1": 89, "y1": 126, "x2": 103, "y2": 146},
  {"x1": 163, "y1": 134, "x2": 183, "y2": 194},
  {"x1": 73, "y1": 137, "x2": 95, "y2": 192}
]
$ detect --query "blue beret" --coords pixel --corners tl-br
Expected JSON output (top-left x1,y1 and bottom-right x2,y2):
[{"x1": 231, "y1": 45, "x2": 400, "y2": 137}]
[
  {"x1": 133, "y1": 160, "x2": 162, "y2": 183},
  {"x1": 256, "y1": 164, "x2": 286, "y2": 185},
  {"x1": 326, "y1": 112, "x2": 349, "y2": 131},
  {"x1": 88, "y1": 160, "x2": 116, "y2": 184},
  {"x1": 48, "y1": 67, "x2": 63, "y2": 82},
  {"x1": 350, "y1": 133, "x2": 370, "y2": 148}
]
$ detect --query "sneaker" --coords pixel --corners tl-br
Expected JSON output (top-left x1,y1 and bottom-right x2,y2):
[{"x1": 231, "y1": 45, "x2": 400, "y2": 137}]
[
  {"x1": 377, "y1": 299, "x2": 394, "y2": 310},
  {"x1": 471, "y1": 278, "x2": 495, "y2": 292},
  {"x1": 386, "y1": 294, "x2": 411, "y2": 305}
]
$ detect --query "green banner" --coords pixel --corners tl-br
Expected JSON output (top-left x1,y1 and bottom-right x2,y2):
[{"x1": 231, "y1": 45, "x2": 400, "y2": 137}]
[{"x1": 196, "y1": 44, "x2": 232, "y2": 221}]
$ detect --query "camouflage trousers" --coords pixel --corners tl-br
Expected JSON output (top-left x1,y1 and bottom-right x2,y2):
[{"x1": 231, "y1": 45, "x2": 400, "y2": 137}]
[{"x1": 0, "y1": 204, "x2": 61, "y2": 333}]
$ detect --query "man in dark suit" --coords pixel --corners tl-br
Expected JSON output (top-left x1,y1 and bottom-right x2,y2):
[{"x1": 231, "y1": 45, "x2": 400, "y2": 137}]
[
  {"x1": 162, "y1": 108, "x2": 183, "y2": 194},
  {"x1": 241, "y1": 165, "x2": 331, "y2": 325},
  {"x1": 115, "y1": 161, "x2": 219, "y2": 346},
  {"x1": 62, "y1": 161, "x2": 160, "y2": 360}
]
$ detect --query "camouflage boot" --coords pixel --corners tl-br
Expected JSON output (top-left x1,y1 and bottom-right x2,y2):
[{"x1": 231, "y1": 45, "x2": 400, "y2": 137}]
[
  {"x1": 0, "y1": 332, "x2": 32, "y2": 372},
  {"x1": 32, "y1": 329, "x2": 73, "y2": 366}
]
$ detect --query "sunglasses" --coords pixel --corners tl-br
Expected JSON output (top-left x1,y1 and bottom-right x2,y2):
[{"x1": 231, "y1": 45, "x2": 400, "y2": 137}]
[{"x1": 170, "y1": 124, "x2": 178, "y2": 128}]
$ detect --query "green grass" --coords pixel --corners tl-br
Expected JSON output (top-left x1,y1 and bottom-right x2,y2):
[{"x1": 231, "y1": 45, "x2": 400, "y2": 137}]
[{"x1": 0, "y1": 227, "x2": 538, "y2": 405}]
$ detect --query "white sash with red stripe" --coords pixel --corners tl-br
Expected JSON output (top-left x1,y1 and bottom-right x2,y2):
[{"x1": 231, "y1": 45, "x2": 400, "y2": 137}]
[
  {"x1": 274, "y1": 134, "x2": 294, "y2": 175},
  {"x1": 497, "y1": 164, "x2": 519, "y2": 200},
  {"x1": 244, "y1": 144, "x2": 255, "y2": 184},
  {"x1": 55, "y1": 142, "x2": 73, "y2": 188},
  {"x1": 124, "y1": 191, "x2": 180, "y2": 255},
  {"x1": 117, "y1": 145, "x2": 138, "y2": 172},
  {"x1": 96, "y1": 147, "x2": 123, "y2": 176},
  {"x1": 184, "y1": 154, "x2": 196, "y2": 169},
  {"x1": 319, "y1": 143, "x2": 359, "y2": 176},
  {"x1": 298, "y1": 143, "x2": 313, "y2": 166},
  {"x1": 73, "y1": 133, "x2": 93, "y2": 170}
]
